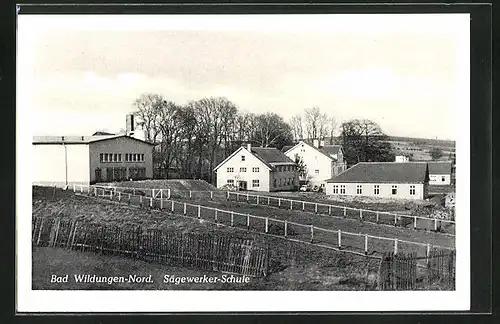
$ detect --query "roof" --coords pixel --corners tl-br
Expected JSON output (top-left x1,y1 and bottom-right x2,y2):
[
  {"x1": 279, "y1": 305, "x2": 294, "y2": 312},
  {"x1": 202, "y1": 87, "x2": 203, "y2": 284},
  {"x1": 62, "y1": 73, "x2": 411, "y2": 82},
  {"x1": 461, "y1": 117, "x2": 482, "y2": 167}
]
[
  {"x1": 213, "y1": 146, "x2": 295, "y2": 172},
  {"x1": 427, "y1": 161, "x2": 452, "y2": 174},
  {"x1": 92, "y1": 131, "x2": 115, "y2": 136},
  {"x1": 32, "y1": 135, "x2": 154, "y2": 146},
  {"x1": 320, "y1": 145, "x2": 342, "y2": 156},
  {"x1": 284, "y1": 141, "x2": 340, "y2": 162},
  {"x1": 281, "y1": 145, "x2": 293, "y2": 153},
  {"x1": 326, "y1": 162, "x2": 429, "y2": 184},
  {"x1": 251, "y1": 147, "x2": 296, "y2": 167}
]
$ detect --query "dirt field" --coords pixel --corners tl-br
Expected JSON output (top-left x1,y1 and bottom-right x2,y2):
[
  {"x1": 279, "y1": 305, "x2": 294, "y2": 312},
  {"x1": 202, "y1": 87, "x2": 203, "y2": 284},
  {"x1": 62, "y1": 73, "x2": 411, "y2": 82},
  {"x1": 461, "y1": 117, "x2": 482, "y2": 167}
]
[{"x1": 32, "y1": 187, "x2": 381, "y2": 290}]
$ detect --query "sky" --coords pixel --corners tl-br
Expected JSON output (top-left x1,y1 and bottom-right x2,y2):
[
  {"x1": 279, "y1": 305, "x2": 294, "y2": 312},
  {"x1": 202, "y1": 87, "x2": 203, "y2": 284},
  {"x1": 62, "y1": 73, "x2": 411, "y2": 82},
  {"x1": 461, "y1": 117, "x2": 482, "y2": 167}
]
[{"x1": 18, "y1": 14, "x2": 469, "y2": 140}]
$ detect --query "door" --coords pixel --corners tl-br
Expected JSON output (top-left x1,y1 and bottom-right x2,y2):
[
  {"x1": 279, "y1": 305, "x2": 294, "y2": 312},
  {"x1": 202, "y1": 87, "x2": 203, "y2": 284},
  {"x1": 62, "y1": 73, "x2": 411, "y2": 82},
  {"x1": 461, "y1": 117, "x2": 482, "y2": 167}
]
[
  {"x1": 238, "y1": 181, "x2": 247, "y2": 191},
  {"x1": 95, "y1": 168, "x2": 102, "y2": 183}
]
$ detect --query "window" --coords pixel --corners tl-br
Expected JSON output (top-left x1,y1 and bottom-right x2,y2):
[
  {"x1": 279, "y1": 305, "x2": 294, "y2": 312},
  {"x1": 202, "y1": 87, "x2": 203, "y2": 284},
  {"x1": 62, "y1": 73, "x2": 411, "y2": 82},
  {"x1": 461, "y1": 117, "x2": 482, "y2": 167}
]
[
  {"x1": 356, "y1": 185, "x2": 362, "y2": 195},
  {"x1": 333, "y1": 185, "x2": 339, "y2": 194},
  {"x1": 240, "y1": 167, "x2": 247, "y2": 172},
  {"x1": 340, "y1": 185, "x2": 346, "y2": 194},
  {"x1": 252, "y1": 167, "x2": 259, "y2": 172},
  {"x1": 227, "y1": 167, "x2": 234, "y2": 173},
  {"x1": 95, "y1": 168, "x2": 102, "y2": 182},
  {"x1": 321, "y1": 183, "x2": 325, "y2": 188},
  {"x1": 100, "y1": 153, "x2": 103, "y2": 162},
  {"x1": 374, "y1": 185, "x2": 380, "y2": 195},
  {"x1": 227, "y1": 179, "x2": 234, "y2": 185},
  {"x1": 118, "y1": 154, "x2": 122, "y2": 162},
  {"x1": 410, "y1": 185, "x2": 416, "y2": 195},
  {"x1": 273, "y1": 179, "x2": 277, "y2": 188},
  {"x1": 141, "y1": 154, "x2": 144, "y2": 162},
  {"x1": 392, "y1": 185, "x2": 398, "y2": 195},
  {"x1": 315, "y1": 169, "x2": 320, "y2": 175},
  {"x1": 113, "y1": 153, "x2": 117, "y2": 162},
  {"x1": 125, "y1": 154, "x2": 129, "y2": 162},
  {"x1": 441, "y1": 176, "x2": 446, "y2": 182},
  {"x1": 241, "y1": 155, "x2": 246, "y2": 161},
  {"x1": 252, "y1": 179, "x2": 260, "y2": 187}
]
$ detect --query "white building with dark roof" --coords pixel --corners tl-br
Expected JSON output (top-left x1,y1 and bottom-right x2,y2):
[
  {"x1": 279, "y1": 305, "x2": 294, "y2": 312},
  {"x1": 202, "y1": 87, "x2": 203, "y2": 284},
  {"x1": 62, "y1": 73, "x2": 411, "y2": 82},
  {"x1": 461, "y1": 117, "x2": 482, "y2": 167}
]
[
  {"x1": 427, "y1": 161, "x2": 452, "y2": 185},
  {"x1": 283, "y1": 139, "x2": 347, "y2": 187},
  {"x1": 32, "y1": 134, "x2": 155, "y2": 188},
  {"x1": 325, "y1": 162, "x2": 429, "y2": 200},
  {"x1": 214, "y1": 144, "x2": 299, "y2": 192}
]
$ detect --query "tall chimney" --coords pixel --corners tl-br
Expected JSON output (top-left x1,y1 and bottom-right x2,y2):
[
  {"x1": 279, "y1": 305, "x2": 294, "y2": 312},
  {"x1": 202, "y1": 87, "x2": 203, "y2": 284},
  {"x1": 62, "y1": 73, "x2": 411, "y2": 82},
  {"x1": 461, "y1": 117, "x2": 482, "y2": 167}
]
[
  {"x1": 126, "y1": 114, "x2": 134, "y2": 135},
  {"x1": 319, "y1": 139, "x2": 325, "y2": 148},
  {"x1": 247, "y1": 143, "x2": 252, "y2": 152},
  {"x1": 313, "y1": 139, "x2": 319, "y2": 148}
]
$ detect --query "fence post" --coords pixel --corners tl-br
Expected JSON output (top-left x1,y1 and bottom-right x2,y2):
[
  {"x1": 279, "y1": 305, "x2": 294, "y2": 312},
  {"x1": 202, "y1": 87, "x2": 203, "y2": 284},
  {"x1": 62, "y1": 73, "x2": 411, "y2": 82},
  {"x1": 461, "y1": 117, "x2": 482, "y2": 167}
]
[
  {"x1": 230, "y1": 212, "x2": 234, "y2": 226},
  {"x1": 94, "y1": 187, "x2": 97, "y2": 196},
  {"x1": 364, "y1": 235, "x2": 368, "y2": 254},
  {"x1": 139, "y1": 195, "x2": 143, "y2": 207},
  {"x1": 160, "y1": 198, "x2": 163, "y2": 210},
  {"x1": 414, "y1": 216, "x2": 417, "y2": 229},
  {"x1": 278, "y1": 198, "x2": 281, "y2": 207},
  {"x1": 426, "y1": 244, "x2": 431, "y2": 265},
  {"x1": 338, "y1": 230, "x2": 342, "y2": 249},
  {"x1": 434, "y1": 219, "x2": 438, "y2": 232},
  {"x1": 284, "y1": 220, "x2": 288, "y2": 237},
  {"x1": 394, "y1": 239, "x2": 398, "y2": 254},
  {"x1": 247, "y1": 214, "x2": 250, "y2": 229},
  {"x1": 394, "y1": 214, "x2": 397, "y2": 227},
  {"x1": 376, "y1": 212, "x2": 379, "y2": 223},
  {"x1": 197, "y1": 206, "x2": 201, "y2": 218},
  {"x1": 328, "y1": 205, "x2": 331, "y2": 215},
  {"x1": 227, "y1": 191, "x2": 229, "y2": 200},
  {"x1": 167, "y1": 189, "x2": 171, "y2": 199},
  {"x1": 265, "y1": 218, "x2": 269, "y2": 233},
  {"x1": 302, "y1": 202, "x2": 305, "y2": 211},
  {"x1": 189, "y1": 191, "x2": 192, "y2": 199},
  {"x1": 80, "y1": 185, "x2": 83, "y2": 193},
  {"x1": 73, "y1": 183, "x2": 76, "y2": 192},
  {"x1": 110, "y1": 190, "x2": 113, "y2": 200},
  {"x1": 118, "y1": 192, "x2": 121, "y2": 202},
  {"x1": 128, "y1": 194, "x2": 131, "y2": 204},
  {"x1": 315, "y1": 203, "x2": 318, "y2": 214},
  {"x1": 171, "y1": 200, "x2": 174, "y2": 212},
  {"x1": 290, "y1": 200, "x2": 293, "y2": 210},
  {"x1": 343, "y1": 207, "x2": 346, "y2": 218},
  {"x1": 268, "y1": 197, "x2": 270, "y2": 205},
  {"x1": 247, "y1": 193, "x2": 249, "y2": 202},
  {"x1": 149, "y1": 197, "x2": 153, "y2": 208},
  {"x1": 359, "y1": 209, "x2": 363, "y2": 222},
  {"x1": 214, "y1": 209, "x2": 218, "y2": 223},
  {"x1": 257, "y1": 195, "x2": 260, "y2": 205},
  {"x1": 310, "y1": 225, "x2": 314, "y2": 243},
  {"x1": 183, "y1": 203, "x2": 187, "y2": 215},
  {"x1": 210, "y1": 191, "x2": 213, "y2": 200}
]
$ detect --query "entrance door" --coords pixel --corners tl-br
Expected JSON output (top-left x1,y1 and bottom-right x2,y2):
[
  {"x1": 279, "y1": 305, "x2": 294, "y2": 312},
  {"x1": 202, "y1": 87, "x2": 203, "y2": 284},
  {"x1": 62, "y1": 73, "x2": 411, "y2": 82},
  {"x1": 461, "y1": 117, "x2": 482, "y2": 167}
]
[{"x1": 238, "y1": 181, "x2": 247, "y2": 191}]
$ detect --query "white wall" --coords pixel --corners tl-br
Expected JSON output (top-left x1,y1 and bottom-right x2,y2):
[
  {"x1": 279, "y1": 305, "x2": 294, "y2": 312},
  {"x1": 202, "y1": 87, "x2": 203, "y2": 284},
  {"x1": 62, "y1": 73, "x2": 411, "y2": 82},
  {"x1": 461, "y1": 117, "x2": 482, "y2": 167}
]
[
  {"x1": 285, "y1": 142, "x2": 333, "y2": 186},
  {"x1": 325, "y1": 182, "x2": 426, "y2": 200},
  {"x1": 32, "y1": 143, "x2": 90, "y2": 187},
  {"x1": 216, "y1": 148, "x2": 271, "y2": 192},
  {"x1": 429, "y1": 174, "x2": 451, "y2": 185},
  {"x1": 89, "y1": 137, "x2": 154, "y2": 183}
]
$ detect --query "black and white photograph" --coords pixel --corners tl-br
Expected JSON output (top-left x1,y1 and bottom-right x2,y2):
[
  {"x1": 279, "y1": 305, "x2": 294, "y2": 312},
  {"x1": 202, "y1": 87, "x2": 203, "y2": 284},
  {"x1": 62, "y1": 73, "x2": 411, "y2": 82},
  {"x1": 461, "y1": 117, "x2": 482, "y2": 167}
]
[{"x1": 16, "y1": 10, "x2": 471, "y2": 313}]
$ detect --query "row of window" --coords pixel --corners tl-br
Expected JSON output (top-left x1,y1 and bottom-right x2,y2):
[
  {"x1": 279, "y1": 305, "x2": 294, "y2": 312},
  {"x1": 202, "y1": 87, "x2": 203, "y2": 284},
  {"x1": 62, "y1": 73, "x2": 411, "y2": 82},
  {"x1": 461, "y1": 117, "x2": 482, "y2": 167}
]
[
  {"x1": 227, "y1": 165, "x2": 296, "y2": 173},
  {"x1": 332, "y1": 184, "x2": 417, "y2": 196},
  {"x1": 100, "y1": 153, "x2": 145, "y2": 163},
  {"x1": 226, "y1": 177, "x2": 296, "y2": 188},
  {"x1": 94, "y1": 167, "x2": 146, "y2": 182},
  {"x1": 227, "y1": 179, "x2": 261, "y2": 188}
]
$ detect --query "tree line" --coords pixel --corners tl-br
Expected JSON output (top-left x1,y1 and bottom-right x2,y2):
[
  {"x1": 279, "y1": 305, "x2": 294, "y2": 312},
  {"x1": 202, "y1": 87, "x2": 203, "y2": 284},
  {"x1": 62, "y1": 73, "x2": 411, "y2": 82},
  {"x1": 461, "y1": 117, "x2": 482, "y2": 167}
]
[{"x1": 132, "y1": 93, "x2": 394, "y2": 183}]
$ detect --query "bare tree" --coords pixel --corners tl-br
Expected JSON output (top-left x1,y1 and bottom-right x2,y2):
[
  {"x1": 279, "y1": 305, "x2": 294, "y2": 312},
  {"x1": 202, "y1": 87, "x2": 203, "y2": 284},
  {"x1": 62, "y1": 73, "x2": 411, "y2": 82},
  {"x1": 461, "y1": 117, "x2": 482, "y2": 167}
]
[
  {"x1": 328, "y1": 116, "x2": 337, "y2": 144},
  {"x1": 289, "y1": 115, "x2": 304, "y2": 142},
  {"x1": 304, "y1": 107, "x2": 329, "y2": 140},
  {"x1": 132, "y1": 93, "x2": 164, "y2": 143}
]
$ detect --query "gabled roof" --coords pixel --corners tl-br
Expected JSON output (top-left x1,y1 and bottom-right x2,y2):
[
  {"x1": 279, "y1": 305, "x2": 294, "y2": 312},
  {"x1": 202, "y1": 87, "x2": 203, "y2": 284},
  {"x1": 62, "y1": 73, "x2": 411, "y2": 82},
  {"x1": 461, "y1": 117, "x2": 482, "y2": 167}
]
[
  {"x1": 213, "y1": 146, "x2": 295, "y2": 172},
  {"x1": 427, "y1": 161, "x2": 452, "y2": 174},
  {"x1": 281, "y1": 145, "x2": 293, "y2": 153},
  {"x1": 32, "y1": 135, "x2": 155, "y2": 146},
  {"x1": 320, "y1": 145, "x2": 342, "y2": 156},
  {"x1": 92, "y1": 131, "x2": 115, "y2": 136},
  {"x1": 326, "y1": 162, "x2": 429, "y2": 184},
  {"x1": 284, "y1": 141, "x2": 339, "y2": 162}
]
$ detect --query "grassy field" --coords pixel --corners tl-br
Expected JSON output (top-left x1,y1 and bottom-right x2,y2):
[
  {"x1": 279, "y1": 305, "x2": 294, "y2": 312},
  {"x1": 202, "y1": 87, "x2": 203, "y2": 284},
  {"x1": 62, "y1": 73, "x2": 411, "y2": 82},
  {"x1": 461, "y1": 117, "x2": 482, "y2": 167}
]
[
  {"x1": 102, "y1": 179, "x2": 217, "y2": 191},
  {"x1": 32, "y1": 187, "x2": 381, "y2": 290}
]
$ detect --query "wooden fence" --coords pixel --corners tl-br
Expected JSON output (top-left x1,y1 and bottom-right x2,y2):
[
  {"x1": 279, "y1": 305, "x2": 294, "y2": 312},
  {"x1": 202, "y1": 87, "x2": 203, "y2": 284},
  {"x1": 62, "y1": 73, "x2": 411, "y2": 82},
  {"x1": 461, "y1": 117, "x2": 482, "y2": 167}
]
[
  {"x1": 91, "y1": 185, "x2": 455, "y2": 235},
  {"x1": 378, "y1": 250, "x2": 455, "y2": 290},
  {"x1": 72, "y1": 185, "x2": 454, "y2": 263},
  {"x1": 32, "y1": 216, "x2": 269, "y2": 277}
]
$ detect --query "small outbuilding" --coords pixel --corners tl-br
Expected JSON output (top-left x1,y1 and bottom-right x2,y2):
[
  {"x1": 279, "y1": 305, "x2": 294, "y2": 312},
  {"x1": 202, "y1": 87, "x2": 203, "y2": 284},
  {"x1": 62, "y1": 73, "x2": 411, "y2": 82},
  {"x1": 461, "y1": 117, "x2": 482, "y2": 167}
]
[
  {"x1": 427, "y1": 161, "x2": 452, "y2": 185},
  {"x1": 325, "y1": 162, "x2": 429, "y2": 200}
]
